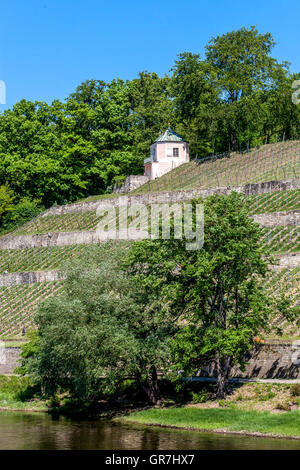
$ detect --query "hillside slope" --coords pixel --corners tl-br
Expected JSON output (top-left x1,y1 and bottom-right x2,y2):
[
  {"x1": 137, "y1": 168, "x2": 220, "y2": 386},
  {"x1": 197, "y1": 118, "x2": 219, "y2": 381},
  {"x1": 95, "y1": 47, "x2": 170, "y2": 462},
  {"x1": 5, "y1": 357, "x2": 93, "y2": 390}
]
[
  {"x1": 133, "y1": 141, "x2": 300, "y2": 194},
  {"x1": 0, "y1": 141, "x2": 299, "y2": 338}
]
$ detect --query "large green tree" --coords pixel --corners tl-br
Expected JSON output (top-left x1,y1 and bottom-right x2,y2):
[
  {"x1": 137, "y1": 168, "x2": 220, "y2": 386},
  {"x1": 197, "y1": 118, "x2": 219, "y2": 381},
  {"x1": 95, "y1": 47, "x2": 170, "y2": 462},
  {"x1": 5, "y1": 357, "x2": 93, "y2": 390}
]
[
  {"x1": 26, "y1": 243, "x2": 175, "y2": 404},
  {"x1": 128, "y1": 71, "x2": 173, "y2": 155},
  {"x1": 205, "y1": 26, "x2": 291, "y2": 150},
  {"x1": 171, "y1": 52, "x2": 218, "y2": 156},
  {"x1": 126, "y1": 193, "x2": 295, "y2": 397}
]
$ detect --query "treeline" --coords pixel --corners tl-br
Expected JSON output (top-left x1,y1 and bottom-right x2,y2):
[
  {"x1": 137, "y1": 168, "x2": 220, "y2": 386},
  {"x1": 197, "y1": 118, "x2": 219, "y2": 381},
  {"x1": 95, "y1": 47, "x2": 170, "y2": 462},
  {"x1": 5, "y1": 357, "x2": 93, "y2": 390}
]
[{"x1": 0, "y1": 26, "x2": 299, "y2": 229}]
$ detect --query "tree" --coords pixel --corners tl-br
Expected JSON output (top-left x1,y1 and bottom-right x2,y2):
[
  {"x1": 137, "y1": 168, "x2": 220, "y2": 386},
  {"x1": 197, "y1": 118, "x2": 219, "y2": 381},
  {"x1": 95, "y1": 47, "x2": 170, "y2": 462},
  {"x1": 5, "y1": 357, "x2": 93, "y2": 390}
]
[
  {"x1": 128, "y1": 71, "x2": 173, "y2": 155},
  {"x1": 0, "y1": 185, "x2": 14, "y2": 219},
  {"x1": 171, "y1": 52, "x2": 218, "y2": 156},
  {"x1": 26, "y1": 243, "x2": 174, "y2": 404},
  {"x1": 205, "y1": 26, "x2": 290, "y2": 150},
  {"x1": 126, "y1": 193, "x2": 295, "y2": 397}
]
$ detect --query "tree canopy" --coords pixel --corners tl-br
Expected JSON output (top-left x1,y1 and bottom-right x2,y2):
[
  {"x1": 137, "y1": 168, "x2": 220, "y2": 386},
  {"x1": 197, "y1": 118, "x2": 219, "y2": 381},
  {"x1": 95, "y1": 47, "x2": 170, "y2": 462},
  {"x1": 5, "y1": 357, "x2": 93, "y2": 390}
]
[
  {"x1": 26, "y1": 243, "x2": 176, "y2": 404},
  {"x1": 0, "y1": 26, "x2": 299, "y2": 230},
  {"x1": 126, "y1": 192, "x2": 296, "y2": 397}
]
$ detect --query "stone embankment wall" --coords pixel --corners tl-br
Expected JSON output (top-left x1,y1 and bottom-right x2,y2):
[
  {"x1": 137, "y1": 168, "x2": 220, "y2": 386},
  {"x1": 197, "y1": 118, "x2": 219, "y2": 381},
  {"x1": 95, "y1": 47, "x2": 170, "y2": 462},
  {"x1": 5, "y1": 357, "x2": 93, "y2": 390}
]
[
  {"x1": 1, "y1": 342, "x2": 299, "y2": 377},
  {"x1": 232, "y1": 342, "x2": 300, "y2": 379},
  {"x1": 0, "y1": 252, "x2": 297, "y2": 287},
  {"x1": 0, "y1": 231, "x2": 100, "y2": 250},
  {"x1": 273, "y1": 252, "x2": 300, "y2": 268},
  {"x1": 0, "y1": 347, "x2": 20, "y2": 375},
  {"x1": 202, "y1": 342, "x2": 300, "y2": 379},
  {"x1": 0, "y1": 270, "x2": 62, "y2": 287},
  {"x1": 252, "y1": 210, "x2": 300, "y2": 227},
  {"x1": 113, "y1": 175, "x2": 150, "y2": 193},
  {"x1": 38, "y1": 178, "x2": 300, "y2": 217}
]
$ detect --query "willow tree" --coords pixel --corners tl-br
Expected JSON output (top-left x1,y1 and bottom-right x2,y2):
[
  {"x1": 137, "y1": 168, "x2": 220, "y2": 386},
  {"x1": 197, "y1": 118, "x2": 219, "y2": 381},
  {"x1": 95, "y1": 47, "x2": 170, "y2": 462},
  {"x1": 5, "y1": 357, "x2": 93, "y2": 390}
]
[{"x1": 26, "y1": 243, "x2": 175, "y2": 405}]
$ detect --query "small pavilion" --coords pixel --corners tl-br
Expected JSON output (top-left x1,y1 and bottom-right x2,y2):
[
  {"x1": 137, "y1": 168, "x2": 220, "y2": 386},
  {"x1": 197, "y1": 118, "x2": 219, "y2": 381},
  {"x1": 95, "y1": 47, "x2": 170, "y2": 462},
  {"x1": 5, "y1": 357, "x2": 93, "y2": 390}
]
[{"x1": 144, "y1": 127, "x2": 189, "y2": 180}]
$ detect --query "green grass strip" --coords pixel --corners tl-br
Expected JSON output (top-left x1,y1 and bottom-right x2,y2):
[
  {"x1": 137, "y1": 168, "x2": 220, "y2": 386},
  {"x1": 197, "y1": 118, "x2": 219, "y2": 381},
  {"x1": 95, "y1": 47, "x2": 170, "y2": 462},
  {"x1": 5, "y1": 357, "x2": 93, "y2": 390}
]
[{"x1": 124, "y1": 407, "x2": 300, "y2": 437}]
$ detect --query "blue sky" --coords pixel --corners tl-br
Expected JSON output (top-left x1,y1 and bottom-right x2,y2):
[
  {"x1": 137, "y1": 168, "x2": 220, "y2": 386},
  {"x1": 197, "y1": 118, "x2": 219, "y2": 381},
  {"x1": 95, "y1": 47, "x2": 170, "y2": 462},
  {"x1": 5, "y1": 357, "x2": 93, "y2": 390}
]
[{"x1": 0, "y1": 0, "x2": 299, "y2": 110}]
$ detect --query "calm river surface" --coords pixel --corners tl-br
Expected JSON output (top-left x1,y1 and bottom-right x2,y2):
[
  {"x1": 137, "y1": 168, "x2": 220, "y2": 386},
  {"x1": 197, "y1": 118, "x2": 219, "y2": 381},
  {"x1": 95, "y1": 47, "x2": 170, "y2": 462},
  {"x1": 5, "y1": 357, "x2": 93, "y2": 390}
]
[{"x1": 0, "y1": 411, "x2": 300, "y2": 450}]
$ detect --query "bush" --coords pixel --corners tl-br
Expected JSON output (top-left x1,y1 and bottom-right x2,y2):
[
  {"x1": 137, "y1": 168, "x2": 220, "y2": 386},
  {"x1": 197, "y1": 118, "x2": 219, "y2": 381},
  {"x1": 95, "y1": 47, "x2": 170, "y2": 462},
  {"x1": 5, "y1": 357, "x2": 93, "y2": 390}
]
[
  {"x1": 0, "y1": 375, "x2": 37, "y2": 401},
  {"x1": 275, "y1": 401, "x2": 291, "y2": 411},
  {"x1": 191, "y1": 391, "x2": 210, "y2": 404},
  {"x1": 260, "y1": 391, "x2": 276, "y2": 401},
  {"x1": 14, "y1": 330, "x2": 39, "y2": 376},
  {"x1": 0, "y1": 198, "x2": 43, "y2": 234},
  {"x1": 290, "y1": 384, "x2": 300, "y2": 397}
]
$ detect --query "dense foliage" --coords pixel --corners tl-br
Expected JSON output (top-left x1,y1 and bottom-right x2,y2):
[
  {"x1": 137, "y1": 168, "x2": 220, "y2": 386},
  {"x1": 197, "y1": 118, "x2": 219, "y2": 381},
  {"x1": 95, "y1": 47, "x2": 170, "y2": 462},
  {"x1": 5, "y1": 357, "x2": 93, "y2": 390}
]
[
  {"x1": 126, "y1": 192, "x2": 296, "y2": 397},
  {"x1": 0, "y1": 26, "x2": 299, "y2": 232},
  {"x1": 25, "y1": 244, "x2": 177, "y2": 404},
  {"x1": 23, "y1": 194, "x2": 298, "y2": 401}
]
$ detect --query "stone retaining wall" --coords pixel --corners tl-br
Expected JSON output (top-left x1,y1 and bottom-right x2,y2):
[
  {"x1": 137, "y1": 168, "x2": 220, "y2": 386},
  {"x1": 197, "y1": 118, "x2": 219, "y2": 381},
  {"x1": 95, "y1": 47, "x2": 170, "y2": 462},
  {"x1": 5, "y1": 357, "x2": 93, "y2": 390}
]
[
  {"x1": 202, "y1": 342, "x2": 300, "y2": 379},
  {"x1": 253, "y1": 210, "x2": 300, "y2": 227},
  {"x1": 39, "y1": 178, "x2": 300, "y2": 217},
  {"x1": 273, "y1": 252, "x2": 300, "y2": 268},
  {"x1": 1, "y1": 342, "x2": 299, "y2": 377},
  {"x1": 0, "y1": 347, "x2": 20, "y2": 375},
  {"x1": 0, "y1": 230, "x2": 99, "y2": 250},
  {"x1": 232, "y1": 342, "x2": 300, "y2": 379},
  {"x1": 0, "y1": 252, "x2": 296, "y2": 286},
  {"x1": 0, "y1": 270, "x2": 62, "y2": 287}
]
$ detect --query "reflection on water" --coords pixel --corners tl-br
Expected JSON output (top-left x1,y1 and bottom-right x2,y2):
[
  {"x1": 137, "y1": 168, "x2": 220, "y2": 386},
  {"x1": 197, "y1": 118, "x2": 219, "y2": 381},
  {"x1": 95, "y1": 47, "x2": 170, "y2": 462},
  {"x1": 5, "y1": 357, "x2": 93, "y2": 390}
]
[{"x1": 0, "y1": 411, "x2": 299, "y2": 450}]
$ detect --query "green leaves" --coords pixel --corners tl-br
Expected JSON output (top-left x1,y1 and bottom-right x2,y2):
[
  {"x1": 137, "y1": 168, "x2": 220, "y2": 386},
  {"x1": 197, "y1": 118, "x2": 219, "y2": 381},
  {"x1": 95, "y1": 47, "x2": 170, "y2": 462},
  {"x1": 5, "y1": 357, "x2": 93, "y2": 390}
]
[
  {"x1": 0, "y1": 26, "x2": 299, "y2": 210},
  {"x1": 25, "y1": 243, "x2": 174, "y2": 402},
  {"x1": 127, "y1": 192, "x2": 295, "y2": 396}
]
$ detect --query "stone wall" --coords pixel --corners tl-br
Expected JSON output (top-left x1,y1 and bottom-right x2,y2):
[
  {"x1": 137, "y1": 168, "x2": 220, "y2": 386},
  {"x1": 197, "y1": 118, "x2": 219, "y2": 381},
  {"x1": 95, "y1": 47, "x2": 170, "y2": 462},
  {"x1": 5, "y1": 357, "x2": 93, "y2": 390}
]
[
  {"x1": 38, "y1": 178, "x2": 300, "y2": 217},
  {"x1": 113, "y1": 175, "x2": 150, "y2": 193},
  {"x1": 202, "y1": 342, "x2": 300, "y2": 379},
  {"x1": 1, "y1": 342, "x2": 299, "y2": 377},
  {"x1": 0, "y1": 347, "x2": 20, "y2": 375},
  {"x1": 273, "y1": 252, "x2": 300, "y2": 268},
  {"x1": 0, "y1": 230, "x2": 100, "y2": 250},
  {"x1": 0, "y1": 251, "x2": 296, "y2": 285},
  {"x1": 0, "y1": 270, "x2": 62, "y2": 287},
  {"x1": 252, "y1": 210, "x2": 300, "y2": 227},
  {"x1": 232, "y1": 342, "x2": 300, "y2": 379}
]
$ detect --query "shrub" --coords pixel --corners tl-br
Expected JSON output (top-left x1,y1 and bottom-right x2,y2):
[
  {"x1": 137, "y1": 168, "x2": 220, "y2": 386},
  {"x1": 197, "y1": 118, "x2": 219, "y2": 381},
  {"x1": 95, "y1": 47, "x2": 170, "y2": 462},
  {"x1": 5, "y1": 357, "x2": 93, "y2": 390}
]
[
  {"x1": 0, "y1": 198, "x2": 43, "y2": 234},
  {"x1": 0, "y1": 375, "x2": 37, "y2": 401},
  {"x1": 290, "y1": 384, "x2": 300, "y2": 397},
  {"x1": 14, "y1": 330, "x2": 39, "y2": 376},
  {"x1": 260, "y1": 391, "x2": 276, "y2": 401},
  {"x1": 191, "y1": 390, "x2": 210, "y2": 404},
  {"x1": 275, "y1": 401, "x2": 291, "y2": 411}
]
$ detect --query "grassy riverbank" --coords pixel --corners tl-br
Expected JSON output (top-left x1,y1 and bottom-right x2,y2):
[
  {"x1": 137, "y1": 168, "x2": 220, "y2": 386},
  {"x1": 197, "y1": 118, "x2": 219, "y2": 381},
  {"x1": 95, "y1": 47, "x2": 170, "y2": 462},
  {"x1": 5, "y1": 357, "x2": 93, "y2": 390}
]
[
  {"x1": 1, "y1": 374, "x2": 300, "y2": 436},
  {"x1": 123, "y1": 382, "x2": 300, "y2": 439},
  {"x1": 0, "y1": 376, "x2": 46, "y2": 412},
  {"x1": 124, "y1": 407, "x2": 300, "y2": 438}
]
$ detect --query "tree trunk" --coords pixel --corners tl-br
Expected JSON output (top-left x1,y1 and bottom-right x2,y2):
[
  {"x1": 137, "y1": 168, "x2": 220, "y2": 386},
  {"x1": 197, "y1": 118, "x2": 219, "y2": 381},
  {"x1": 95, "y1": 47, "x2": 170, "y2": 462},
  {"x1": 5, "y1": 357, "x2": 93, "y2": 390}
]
[
  {"x1": 230, "y1": 131, "x2": 237, "y2": 152},
  {"x1": 142, "y1": 365, "x2": 161, "y2": 405},
  {"x1": 215, "y1": 353, "x2": 231, "y2": 399}
]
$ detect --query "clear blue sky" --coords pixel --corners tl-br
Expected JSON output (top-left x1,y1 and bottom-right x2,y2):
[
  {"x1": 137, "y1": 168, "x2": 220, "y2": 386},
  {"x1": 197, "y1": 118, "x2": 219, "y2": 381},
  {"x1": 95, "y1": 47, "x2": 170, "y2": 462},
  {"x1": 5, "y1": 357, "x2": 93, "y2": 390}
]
[{"x1": 0, "y1": 0, "x2": 299, "y2": 110}]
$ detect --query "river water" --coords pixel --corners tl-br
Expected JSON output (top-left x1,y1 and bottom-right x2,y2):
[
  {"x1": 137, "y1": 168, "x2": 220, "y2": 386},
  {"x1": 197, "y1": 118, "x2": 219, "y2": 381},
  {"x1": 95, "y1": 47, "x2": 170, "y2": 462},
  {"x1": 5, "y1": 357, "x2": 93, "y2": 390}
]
[{"x1": 0, "y1": 411, "x2": 299, "y2": 450}]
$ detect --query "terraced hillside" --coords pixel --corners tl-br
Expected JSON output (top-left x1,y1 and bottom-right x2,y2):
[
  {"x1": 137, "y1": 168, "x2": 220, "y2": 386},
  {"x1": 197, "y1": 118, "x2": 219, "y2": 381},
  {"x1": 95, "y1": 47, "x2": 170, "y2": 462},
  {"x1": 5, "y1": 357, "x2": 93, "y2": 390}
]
[
  {"x1": 0, "y1": 141, "x2": 299, "y2": 338},
  {"x1": 5, "y1": 188, "x2": 299, "y2": 236},
  {"x1": 133, "y1": 141, "x2": 300, "y2": 194},
  {"x1": 0, "y1": 281, "x2": 63, "y2": 338}
]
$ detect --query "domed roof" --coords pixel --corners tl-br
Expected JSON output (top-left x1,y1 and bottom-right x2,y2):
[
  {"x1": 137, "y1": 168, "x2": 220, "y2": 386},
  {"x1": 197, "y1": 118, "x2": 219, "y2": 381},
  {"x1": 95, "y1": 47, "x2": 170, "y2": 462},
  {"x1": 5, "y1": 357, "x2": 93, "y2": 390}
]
[{"x1": 154, "y1": 127, "x2": 186, "y2": 143}]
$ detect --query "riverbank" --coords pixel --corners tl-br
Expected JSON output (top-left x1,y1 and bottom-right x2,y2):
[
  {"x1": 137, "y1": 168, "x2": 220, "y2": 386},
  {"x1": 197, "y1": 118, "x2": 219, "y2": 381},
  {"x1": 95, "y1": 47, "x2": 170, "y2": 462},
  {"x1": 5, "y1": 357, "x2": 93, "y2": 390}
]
[
  {"x1": 1, "y1": 376, "x2": 300, "y2": 428},
  {"x1": 0, "y1": 392, "x2": 46, "y2": 412},
  {"x1": 123, "y1": 407, "x2": 300, "y2": 439},
  {"x1": 122, "y1": 382, "x2": 300, "y2": 439},
  {"x1": 0, "y1": 375, "x2": 47, "y2": 412}
]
